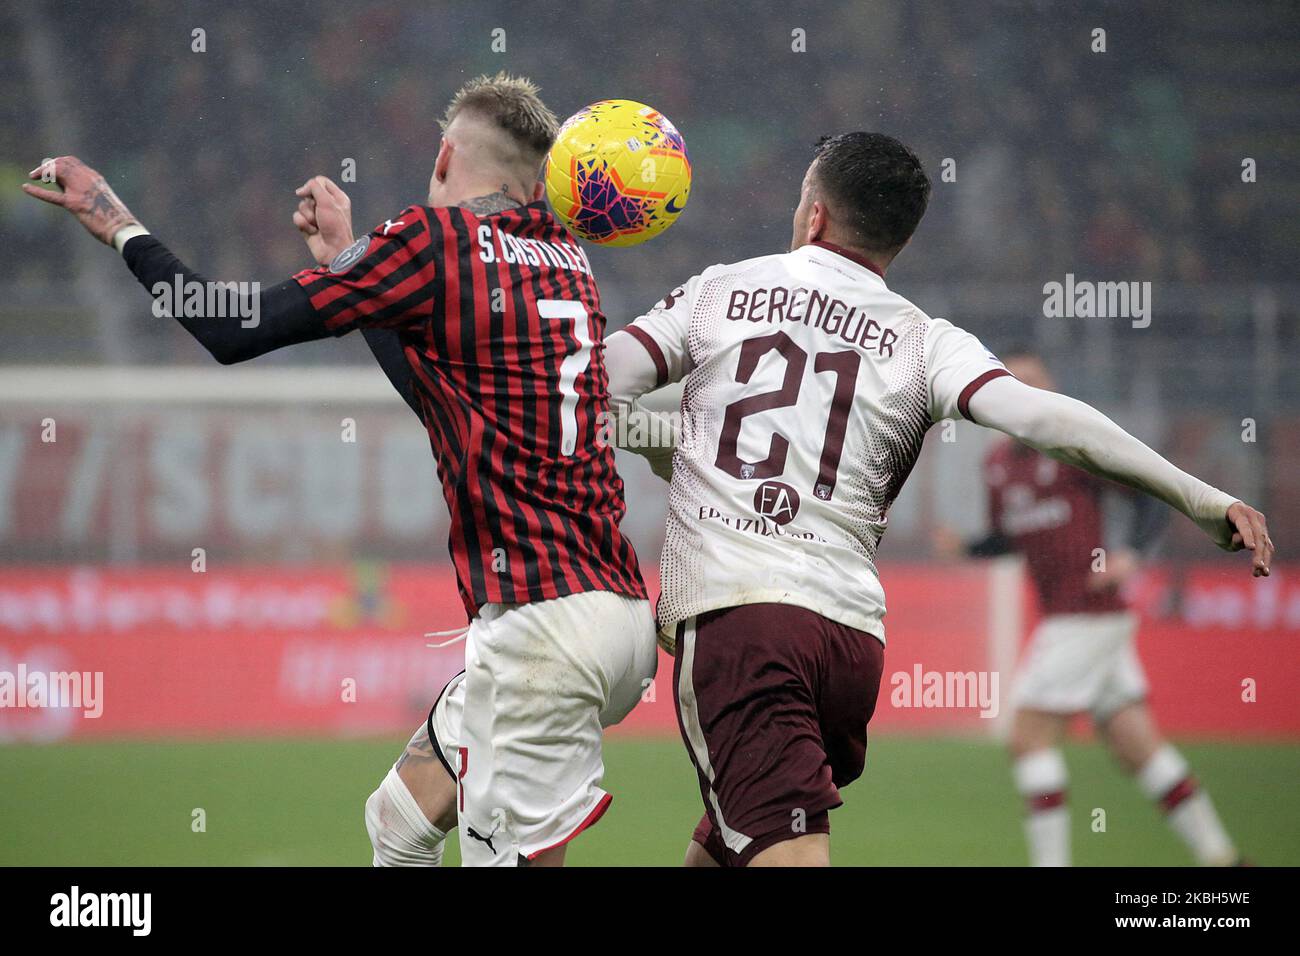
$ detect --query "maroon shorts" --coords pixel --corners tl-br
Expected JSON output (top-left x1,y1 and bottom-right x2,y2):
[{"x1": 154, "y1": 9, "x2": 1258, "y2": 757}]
[{"x1": 672, "y1": 602, "x2": 885, "y2": 866}]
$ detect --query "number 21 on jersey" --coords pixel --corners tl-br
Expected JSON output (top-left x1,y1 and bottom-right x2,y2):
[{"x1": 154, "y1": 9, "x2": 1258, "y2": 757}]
[{"x1": 715, "y1": 330, "x2": 860, "y2": 501}]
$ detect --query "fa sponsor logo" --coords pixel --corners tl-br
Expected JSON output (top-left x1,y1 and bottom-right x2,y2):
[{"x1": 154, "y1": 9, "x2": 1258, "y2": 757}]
[{"x1": 753, "y1": 480, "x2": 800, "y2": 526}]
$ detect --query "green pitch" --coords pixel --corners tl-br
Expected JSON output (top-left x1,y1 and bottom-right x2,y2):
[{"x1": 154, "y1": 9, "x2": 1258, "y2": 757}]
[{"x1": 1, "y1": 736, "x2": 1295, "y2": 866}]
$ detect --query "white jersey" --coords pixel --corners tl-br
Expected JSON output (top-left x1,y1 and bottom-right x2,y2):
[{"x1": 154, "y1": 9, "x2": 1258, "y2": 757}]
[{"x1": 626, "y1": 241, "x2": 1009, "y2": 643}]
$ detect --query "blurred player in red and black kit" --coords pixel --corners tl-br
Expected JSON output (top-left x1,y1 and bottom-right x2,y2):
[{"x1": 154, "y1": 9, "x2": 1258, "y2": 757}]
[
  {"x1": 24, "y1": 74, "x2": 657, "y2": 867},
  {"x1": 936, "y1": 349, "x2": 1243, "y2": 866}
]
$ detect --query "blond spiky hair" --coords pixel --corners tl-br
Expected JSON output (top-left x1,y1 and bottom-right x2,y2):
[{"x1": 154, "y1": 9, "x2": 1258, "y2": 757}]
[{"x1": 440, "y1": 72, "x2": 560, "y2": 161}]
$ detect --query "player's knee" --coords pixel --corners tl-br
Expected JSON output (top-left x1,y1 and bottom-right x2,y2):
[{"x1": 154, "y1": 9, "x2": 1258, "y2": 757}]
[
  {"x1": 365, "y1": 767, "x2": 446, "y2": 867},
  {"x1": 1007, "y1": 731, "x2": 1034, "y2": 760},
  {"x1": 1007, "y1": 725, "x2": 1034, "y2": 758},
  {"x1": 1008, "y1": 712, "x2": 1060, "y2": 758},
  {"x1": 1012, "y1": 747, "x2": 1069, "y2": 798}
]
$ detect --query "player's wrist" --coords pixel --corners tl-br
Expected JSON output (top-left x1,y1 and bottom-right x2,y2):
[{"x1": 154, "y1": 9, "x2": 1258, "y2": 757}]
[{"x1": 111, "y1": 222, "x2": 150, "y2": 254}]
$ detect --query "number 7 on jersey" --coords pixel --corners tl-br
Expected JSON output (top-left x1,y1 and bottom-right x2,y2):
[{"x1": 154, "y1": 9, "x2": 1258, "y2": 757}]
[{"x1": 538, "y1": 299, "x2": 593, "y2": 457}]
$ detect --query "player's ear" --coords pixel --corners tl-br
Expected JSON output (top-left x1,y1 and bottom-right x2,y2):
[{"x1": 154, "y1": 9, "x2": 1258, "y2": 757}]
[
  {"x1": 807, "y1": 200, "x2": 829, "y2": 243},
  {"x1": 434, "y1": 139, "x2": 452, "y2": 183}
]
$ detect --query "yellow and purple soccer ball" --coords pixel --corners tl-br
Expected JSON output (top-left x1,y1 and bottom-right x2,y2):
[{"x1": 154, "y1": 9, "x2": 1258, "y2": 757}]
[{"x1": 545, "y1": 99, "x2": 691, "y2": 247}]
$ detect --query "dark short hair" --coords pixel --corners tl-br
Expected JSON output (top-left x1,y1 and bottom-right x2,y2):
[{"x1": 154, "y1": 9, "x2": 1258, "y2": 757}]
[{"x1": 810, "y1": 132, "x2": 931, "y2": 254}]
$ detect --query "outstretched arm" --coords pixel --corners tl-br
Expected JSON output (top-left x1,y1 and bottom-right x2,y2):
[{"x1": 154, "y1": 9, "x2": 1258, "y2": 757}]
[
  {"x1": 966, "y1": 374, "x2": 1273, "y2": 576},
  {"x1": 25, "y1": 157, "x2": 437, "y2": 371},
  {"x1": 120, "y1": 234, "x2": 331, "y2": 363},
  {"x1": 24, "y1": 156, "x2": 333, "y2": 364}
]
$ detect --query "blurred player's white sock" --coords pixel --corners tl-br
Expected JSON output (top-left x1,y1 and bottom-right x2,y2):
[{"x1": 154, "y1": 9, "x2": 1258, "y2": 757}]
[
  {"x1": 1136, "y1": 745, "x2": 1237, "y2": 866},
  {"x1": 1013, "y1": 749, "x2": 1070, "y2": 866},
  {"x1": 365, "y1": 767, "x2": 446, "y2": 867}
]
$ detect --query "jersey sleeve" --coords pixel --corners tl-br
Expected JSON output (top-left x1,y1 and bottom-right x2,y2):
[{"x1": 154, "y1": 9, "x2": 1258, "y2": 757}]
[
  {"x1": 621, "y1": 273, "x2": 701, "y2": 386},
  {"x1": 293, "y1": 206, "x2": 438, "y2": 334},
  {"x1": 121, "y1": 234, "x2": 330, "y2": 364},
  {"x1": 925, "y1": 318, "x2": 1013, "y2": 423}
]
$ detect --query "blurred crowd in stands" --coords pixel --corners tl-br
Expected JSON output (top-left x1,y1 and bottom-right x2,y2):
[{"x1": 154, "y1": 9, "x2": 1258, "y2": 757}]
[{"x1": 1, "y1": 0, "x2": 1294, "y2": 363}]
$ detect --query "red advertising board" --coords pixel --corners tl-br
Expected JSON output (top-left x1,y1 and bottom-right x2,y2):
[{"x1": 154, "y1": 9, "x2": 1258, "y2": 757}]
[{"x1": 0, "y1": 562, "x2": 1295, "y2": 742}]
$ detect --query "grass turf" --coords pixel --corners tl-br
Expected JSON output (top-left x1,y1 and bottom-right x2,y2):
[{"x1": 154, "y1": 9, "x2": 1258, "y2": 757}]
[{"x1": 1, "y1": 735, "x2": 1295, "y2": 866}]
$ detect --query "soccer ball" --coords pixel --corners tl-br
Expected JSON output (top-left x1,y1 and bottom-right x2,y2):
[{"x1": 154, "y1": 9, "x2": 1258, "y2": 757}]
[{"x1": 545, "y1": 99, "x2": 691, "y2": 247}]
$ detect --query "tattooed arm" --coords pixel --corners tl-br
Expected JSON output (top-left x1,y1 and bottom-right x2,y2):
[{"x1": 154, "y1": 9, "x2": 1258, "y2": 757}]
[
  {"x1": 24, "y1": 155, "x2": 332, "y2": 363},
  {"x1": 22, "y1": 156, "x2": 141, "y2": 246}
]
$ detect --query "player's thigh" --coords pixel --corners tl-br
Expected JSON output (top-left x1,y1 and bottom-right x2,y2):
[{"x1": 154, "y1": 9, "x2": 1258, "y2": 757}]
[
  {"x1": 1011, "y1": 614, "x2": 1127, "y2": 715},
  {"x1": 464, "y1": 592, "x2": 652, "y2": 732},
  {"x1": 817, "y1": 623, "x2": 886, "y2": 787},
  {"x1": 523, "y1": 845, "x2": 568, "y2": 867},
  {"x1": 684, "y1": 840, "x2": 721, "y2": 867},
  {"x1": 458, "y1": 594, "x2": 643, "y2": 862},
  {"x1": 748, "y1": 833, "x2": 830, "y2": 868},
  {"x1": 674, "y1": 604, "x2": 842, "y2": 863},
  {"x1": 1091, "y1": 614, "x2": 1149, "y2": 729},
  {"x1": 599, "y1": 598, "x2": 658, "y2": 728},
  {"x1": 685, "y1": 814, "x2": 725, "y2": 867}
]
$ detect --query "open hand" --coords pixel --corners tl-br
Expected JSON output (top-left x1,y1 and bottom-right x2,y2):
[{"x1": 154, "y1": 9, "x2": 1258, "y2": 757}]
[{"x1": 22, "y1": 156, "x2": 140, "y2": 245}]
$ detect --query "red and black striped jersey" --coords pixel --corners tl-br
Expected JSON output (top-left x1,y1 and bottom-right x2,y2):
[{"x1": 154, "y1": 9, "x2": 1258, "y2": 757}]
[
  {"x1": 292, "y1": 201, "x2": 646, "y2": 618},
  {"x1": 985, "y1": 440, "x2": 1126, "y2": 615}
]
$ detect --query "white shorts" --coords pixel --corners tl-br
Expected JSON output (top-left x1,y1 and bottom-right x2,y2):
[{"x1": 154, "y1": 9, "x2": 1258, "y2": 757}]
[
  {"x1": 1010, "y1": 611, "x2": 1148, "y2": 720},
  {"x1": 427, "y1": 590, "x2": 657, "y2": 866}
]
